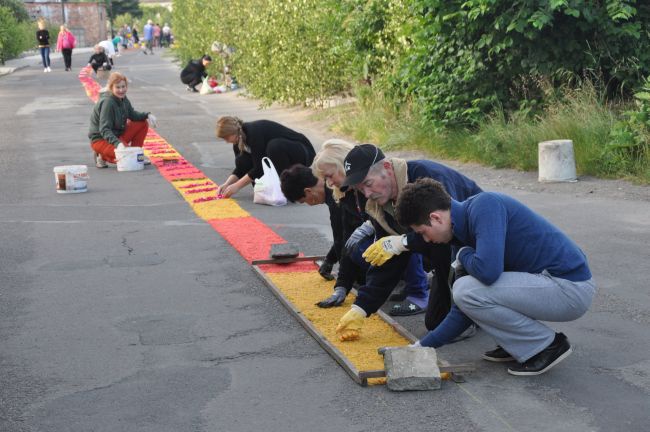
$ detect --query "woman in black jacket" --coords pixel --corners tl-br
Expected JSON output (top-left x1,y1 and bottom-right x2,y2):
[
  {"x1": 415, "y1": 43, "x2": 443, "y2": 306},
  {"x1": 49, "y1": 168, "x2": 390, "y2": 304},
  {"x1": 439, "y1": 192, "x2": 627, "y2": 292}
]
[
  {"x1": 180, "y1": 55, "x2": 212, "y2": 92},
  {"x1": 36, "y1": 20, "x2": 51, "y2": 72},
  {"x1": 215, "y1": 116, "x2": 316, "y2": 198}
]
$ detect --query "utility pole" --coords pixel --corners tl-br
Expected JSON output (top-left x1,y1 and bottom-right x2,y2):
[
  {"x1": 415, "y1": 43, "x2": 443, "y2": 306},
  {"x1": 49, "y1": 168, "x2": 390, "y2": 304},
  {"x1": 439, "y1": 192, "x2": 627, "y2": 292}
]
[{"x1": 61, "y1": 0, "x2": 66, "y2": 24}]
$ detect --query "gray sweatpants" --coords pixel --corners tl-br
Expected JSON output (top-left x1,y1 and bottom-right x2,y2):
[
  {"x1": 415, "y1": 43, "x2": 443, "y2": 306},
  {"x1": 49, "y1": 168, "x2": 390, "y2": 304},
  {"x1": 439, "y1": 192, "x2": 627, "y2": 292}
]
[{"x1": 453, "y1": 271, "x2": 596, "y2": 362}]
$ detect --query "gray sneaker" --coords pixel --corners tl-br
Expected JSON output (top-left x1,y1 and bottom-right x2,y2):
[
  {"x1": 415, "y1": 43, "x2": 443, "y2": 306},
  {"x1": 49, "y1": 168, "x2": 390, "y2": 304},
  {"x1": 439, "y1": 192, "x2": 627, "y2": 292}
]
[{"x1": 95, "y1": 153, "x2": 108, "y2": 168}]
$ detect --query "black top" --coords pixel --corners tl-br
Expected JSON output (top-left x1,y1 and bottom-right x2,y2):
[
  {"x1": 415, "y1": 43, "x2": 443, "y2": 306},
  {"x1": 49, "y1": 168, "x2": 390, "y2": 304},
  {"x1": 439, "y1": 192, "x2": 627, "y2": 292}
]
[
  {"x1": 180, "y1": 59, "x2": 208, "y2": 82},
  {"x1": 324, "y1": 188, "x2": 368, "y2": 290},
  {"x1": 231, "y1": 120, "x2": 314, "y2": 179},
  {"x1": 36, "y1": 29, "x2": 50, "y2": 47},
  {"x1": 88, "y1": 52, "x2": 109, "y2": 65}
]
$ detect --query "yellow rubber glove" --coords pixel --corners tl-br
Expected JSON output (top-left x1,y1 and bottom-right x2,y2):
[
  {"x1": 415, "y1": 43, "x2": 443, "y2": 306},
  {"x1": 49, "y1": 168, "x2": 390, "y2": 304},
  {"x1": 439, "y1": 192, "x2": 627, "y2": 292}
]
[
  {"x1": 335, "y1": 305, "x2": 366, "y2": 342},
  {"x1": 362, "y1": 235, "x2": 408, "y2": 267}
]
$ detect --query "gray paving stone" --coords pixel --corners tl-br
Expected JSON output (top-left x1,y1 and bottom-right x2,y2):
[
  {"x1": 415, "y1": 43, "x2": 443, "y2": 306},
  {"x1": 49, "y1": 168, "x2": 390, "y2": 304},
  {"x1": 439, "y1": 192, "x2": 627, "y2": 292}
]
[{"x1": 383, "y1": 347, "x2": 441, "y2": 391}]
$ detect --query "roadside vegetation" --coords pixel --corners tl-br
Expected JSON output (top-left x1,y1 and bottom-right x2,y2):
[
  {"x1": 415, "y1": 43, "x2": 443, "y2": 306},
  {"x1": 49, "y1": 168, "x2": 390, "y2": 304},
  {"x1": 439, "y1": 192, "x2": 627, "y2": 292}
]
[
  {"x1": 0, "y1": 0, "x2": 33, "y2": 65},
  {"x1": 171, "y1": 2, "x2": 648, "y2": 182}
]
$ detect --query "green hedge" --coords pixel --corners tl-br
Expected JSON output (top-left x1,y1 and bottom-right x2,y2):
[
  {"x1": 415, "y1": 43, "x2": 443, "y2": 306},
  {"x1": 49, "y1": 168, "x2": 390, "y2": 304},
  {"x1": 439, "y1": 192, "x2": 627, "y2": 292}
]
[{"x1": 0, "y1": 6, "x2": 32, "y2": 65}]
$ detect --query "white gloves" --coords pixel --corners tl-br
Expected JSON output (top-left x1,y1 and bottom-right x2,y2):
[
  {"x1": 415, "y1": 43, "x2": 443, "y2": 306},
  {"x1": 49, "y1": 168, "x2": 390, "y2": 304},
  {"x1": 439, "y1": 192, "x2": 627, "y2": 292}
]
[{"x1": 147, "y1": 113, "x2": 158, "y2": 128}]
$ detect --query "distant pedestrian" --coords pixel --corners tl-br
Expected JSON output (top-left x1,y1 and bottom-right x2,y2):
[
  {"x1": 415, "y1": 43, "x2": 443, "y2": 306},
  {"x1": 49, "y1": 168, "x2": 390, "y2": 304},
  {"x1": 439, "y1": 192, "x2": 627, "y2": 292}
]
[
  {"x1": 56, "y1": 25, "x2": 76, "y2": 71},
  {"x1": 162, "y1": 23, "x2": 171, "y2": 47},
  {"x1": 132, "y1": 27, "x2": 139, "y2": 45},
  {"x1": 88, "y1": 72, "x2": 157, "y2": 168},
  {"x1": 142, "y1": 20, "x2": 154, "y2": 54},
  {"x1": 99, "y1": 37, "x2": 116, "y2": 65},
  {"x1": 36, "y1": 20, "x2": 51, "y2": 73},
  {"x1": 180, "y1": 55, "x2": 212, "y2": 92},
  {"x1": 153, "y1": 23, "x2": 161, "y2": 48}
]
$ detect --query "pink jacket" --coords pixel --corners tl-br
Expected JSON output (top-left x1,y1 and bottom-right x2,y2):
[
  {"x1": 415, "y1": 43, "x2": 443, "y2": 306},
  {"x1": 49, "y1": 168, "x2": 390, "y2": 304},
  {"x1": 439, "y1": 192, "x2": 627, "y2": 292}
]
[{"x1": 56, "y1": 30, "x2": 76, "y2": 51}]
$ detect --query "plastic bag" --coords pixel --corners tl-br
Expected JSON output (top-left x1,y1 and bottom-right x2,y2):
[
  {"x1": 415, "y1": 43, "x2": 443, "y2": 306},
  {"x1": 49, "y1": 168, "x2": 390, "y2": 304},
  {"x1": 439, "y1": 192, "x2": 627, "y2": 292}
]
[
  {"x1": 200, "y1": 77, "x2": 214, "y2": 95},
  {"x1": 253, "y1": 157, "x2": 287, "y2": 206}
]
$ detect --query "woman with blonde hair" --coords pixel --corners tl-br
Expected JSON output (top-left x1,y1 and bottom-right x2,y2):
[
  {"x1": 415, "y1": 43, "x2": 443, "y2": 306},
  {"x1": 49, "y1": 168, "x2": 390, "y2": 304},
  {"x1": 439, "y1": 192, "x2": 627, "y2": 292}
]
[
  {"x1": 215, "y1": 116, "x2": 315, "y2": 198},
  {"x1": 88, "y1": 72, "x2": 157, "y2": 168},
  {"x1": 56, "y1": 24, "x2": 76, "y2": 71},
  {"x1": 36, "y1": 20, "x2": 51, "y2": 72}
]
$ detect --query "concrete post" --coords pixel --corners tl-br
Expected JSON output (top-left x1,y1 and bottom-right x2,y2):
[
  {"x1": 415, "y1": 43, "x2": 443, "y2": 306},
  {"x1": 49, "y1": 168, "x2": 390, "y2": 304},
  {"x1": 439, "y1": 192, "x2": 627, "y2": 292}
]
[{"x1": 538, "y1": 139, "x2": 578, "y2": 182}]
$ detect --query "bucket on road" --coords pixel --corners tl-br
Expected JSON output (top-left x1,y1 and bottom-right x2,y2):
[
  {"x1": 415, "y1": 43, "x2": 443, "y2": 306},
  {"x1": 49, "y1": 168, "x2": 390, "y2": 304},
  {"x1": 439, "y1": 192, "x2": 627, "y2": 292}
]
[
  {"x1": 115, "y1": 146, "x2": 144, "y2": 172},
  {"x1": 53, "y1": 165, "x2": 89, "y2": 193},
  {"x1": 538, "y1": 139, "x2": 577, "y2": 182}
]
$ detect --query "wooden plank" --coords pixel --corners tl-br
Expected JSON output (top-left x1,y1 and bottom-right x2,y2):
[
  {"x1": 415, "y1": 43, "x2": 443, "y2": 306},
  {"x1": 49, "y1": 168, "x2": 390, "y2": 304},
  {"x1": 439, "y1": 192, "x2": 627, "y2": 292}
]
[
  {"x1": 251, "y1": 255, "x2": 326, "y2": 265},
  {"x1": 359, "y1": 362, "x2": 475, "y2": 380},
  {"x1": 252, "y1": 265, "x2": 367, "y2": 386}
]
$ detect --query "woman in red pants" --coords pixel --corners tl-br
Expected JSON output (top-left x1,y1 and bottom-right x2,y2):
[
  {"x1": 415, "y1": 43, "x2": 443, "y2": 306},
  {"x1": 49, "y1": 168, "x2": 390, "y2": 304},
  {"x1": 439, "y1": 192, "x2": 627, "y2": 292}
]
[{"x1": 88, "y1": 72, "x2": 157, "y2": 168}]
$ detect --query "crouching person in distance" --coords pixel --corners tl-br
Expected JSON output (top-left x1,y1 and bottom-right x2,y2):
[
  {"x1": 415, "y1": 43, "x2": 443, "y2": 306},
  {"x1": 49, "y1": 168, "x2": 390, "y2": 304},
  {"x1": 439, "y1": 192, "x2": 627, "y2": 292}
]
[
  {"x1": 334, "y1": 144, "x2": 483, "y2": 342},
  {"x1": 88, "y1": 72, "x2": 157, "y2": 168},
  {"x1": 393, "y1": 178, "x2": 596, "y2": 376}
]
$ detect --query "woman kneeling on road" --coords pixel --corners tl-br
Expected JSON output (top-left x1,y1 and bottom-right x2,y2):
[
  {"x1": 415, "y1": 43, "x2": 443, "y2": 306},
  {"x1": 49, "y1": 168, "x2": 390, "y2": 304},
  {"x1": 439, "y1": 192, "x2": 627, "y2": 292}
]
[
  {"x1": 88, "y1": 72, "x2": 157, "y2": 168},
  {"x1": 215, "y1": 116, "x2": 316, "y2": 198}
]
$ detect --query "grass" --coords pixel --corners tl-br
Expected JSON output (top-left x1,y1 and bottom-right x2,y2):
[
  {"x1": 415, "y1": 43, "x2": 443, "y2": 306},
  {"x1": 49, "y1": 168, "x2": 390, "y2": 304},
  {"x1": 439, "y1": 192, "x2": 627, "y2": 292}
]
[{"x1": 311, "y1": 83, "x2": 650, "y2": 184}]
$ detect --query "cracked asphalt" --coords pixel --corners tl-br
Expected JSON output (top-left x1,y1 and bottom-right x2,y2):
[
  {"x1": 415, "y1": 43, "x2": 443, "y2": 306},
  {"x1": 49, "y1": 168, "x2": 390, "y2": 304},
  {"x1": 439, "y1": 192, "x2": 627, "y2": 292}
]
[{"x1": 1, "y1": 49, "x2": 649, "y2": 432}]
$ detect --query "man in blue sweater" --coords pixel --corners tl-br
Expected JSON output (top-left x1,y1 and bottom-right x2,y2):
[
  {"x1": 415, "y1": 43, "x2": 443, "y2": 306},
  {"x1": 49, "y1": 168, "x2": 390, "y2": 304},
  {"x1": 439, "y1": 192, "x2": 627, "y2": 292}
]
[
  {"x1": 334, "y1": 145, "x2": 482, "y2": 340},
  {"x1": 390, "y1": 178, "x2": 596, "y2": 375}
]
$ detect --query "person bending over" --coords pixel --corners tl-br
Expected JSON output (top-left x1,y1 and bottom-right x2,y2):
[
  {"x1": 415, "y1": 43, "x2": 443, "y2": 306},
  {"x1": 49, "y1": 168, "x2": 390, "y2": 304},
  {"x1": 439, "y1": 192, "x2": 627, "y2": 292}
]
[
  {"x1": 334, "y1": 144, "x2": 482, "y2": 338},
  {"x1": 215, "y1": 116, "x2": 315, "y2": 198},
  {"x1": 393, "y1": 178, "x2": 596, "y2": 376},
  {"x1": 88, "y1": 72, "x2": 157, "y2": 168},
  {"x1": 87, "y1": 45, "x2": 112, "y2": 74},
  {"x1": 180, "y1": 55, "x2": 212, "y2": 92}
]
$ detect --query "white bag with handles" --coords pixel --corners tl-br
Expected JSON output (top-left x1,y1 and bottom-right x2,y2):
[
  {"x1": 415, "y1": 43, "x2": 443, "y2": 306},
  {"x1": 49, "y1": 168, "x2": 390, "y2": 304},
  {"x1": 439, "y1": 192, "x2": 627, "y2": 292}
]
[{"x1": 253, "y1": 157, "x2": 287, "y2": 206}]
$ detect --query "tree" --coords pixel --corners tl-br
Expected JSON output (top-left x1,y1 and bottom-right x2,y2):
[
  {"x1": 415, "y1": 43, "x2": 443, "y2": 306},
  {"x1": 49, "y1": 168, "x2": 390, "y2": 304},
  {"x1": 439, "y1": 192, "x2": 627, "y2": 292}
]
[
  {"x1": 111, "y1": 0, "x2": 141, "y2": 19},
  {"x1": 0, "y1": 0, "x2": 29, "y2": 22}
]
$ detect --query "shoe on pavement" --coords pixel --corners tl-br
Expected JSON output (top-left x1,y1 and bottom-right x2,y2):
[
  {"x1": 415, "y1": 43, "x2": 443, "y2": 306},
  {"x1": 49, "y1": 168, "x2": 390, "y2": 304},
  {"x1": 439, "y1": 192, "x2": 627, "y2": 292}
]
[
  {"x1": 44, "y1": 68, "x2": 48, "y2": 73},
  {"x1": 47, "y1": 66, "x2": 51, "y2": 72},
  {"x1": 95, "y1": 153, "x2": 108, "y2": 168},
  {"x1": 507, "y1": 332, "x2": 572, "y2": 376},
  {"x1": 483, "y1": 345, "x2": 515, "y2": 362},
  {"x1": 389, "y1": 300, "x2": 426, "y2": 316},
  {"x1": 143, "y1": 155, "x2": 151, "y2": 165}
]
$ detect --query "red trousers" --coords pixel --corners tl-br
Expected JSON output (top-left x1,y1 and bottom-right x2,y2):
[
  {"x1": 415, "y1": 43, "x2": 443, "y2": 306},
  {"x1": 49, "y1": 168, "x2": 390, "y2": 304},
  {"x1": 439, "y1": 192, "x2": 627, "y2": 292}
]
[{"x1": 91, "y1": 120, "x2": 148, "y2": 163}]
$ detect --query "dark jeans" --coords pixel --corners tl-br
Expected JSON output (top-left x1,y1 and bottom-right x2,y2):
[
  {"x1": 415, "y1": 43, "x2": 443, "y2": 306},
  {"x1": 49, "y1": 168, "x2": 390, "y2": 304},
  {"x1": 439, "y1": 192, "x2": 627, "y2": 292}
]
[
  {"x1": 349, "y1": 236, "x2": 428, "y2": 300},
  {"x1": 39, "y1": 47, "x2": 51, "y2": 67},
  {"x1": 62, "y1": 49, "x2": 73, "y2": 69},
  {"x1": 91, "y1": 62, "x2": 112, "y2": 73}
]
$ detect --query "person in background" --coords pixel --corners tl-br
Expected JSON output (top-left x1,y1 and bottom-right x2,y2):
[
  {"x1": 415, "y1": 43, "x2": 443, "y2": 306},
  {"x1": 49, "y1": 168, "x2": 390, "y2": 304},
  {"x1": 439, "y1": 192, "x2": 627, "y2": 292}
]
[
  {"x1": 153, "y1": 23, "x2": 161, "y2": 48},
  {"x1": 36, "y1": 20, "x2": 51, "y2": 73},
  {"x1": 56, "y1": 25, "x2": 76, "y2": 71},
  {"x1": 132, "y1": 26, "x2": 139, "y2": 45},
  {"x1": 180, "y1": 55, "x2": 212, "y2": 92},
  {"x1": 88, "y1": 72, "x2": 157, "y2": 168},
  {"x1": 393, "y1": 178, "x2": 596, "y2": 376},
  {"x1": 87, "y1": 45, "x2": 112, "y2": 74},
  {"x1": 98, "y1": 37, "x2": 116, "y2": 66},
  {"x1": 215, "y1": 116, "x2": 316, "y2": 198},
  {"x1": 162, "y1": 23, "x2": 171, "y2": 47},
  {"x1": 142, "y1": 20, "x2": 154, "y2": 54}
]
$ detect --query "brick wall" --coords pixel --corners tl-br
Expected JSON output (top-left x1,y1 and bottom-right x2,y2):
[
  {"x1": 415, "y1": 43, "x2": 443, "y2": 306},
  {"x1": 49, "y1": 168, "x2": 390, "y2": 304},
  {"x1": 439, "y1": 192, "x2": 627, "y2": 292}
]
[{"x1": 24, "y1": 2, "x2": 107, "y2": 47}]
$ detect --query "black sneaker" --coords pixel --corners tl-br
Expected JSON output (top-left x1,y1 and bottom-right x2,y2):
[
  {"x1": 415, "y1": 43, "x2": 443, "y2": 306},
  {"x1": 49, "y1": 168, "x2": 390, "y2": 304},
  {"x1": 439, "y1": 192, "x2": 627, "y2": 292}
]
[
  {"x1": 507, "y1": 333, "x2": 572, "y2": 376},
  {"x1": 483, "y1": 345, "x2": 515, "y2": 362}
]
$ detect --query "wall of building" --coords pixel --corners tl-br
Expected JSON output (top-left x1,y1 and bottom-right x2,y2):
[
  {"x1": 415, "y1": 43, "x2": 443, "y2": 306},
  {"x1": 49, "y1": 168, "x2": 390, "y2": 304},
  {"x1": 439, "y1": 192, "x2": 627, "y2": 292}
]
[{"x1": 24, "y1": 2, "x2": 107, "y2": 47}]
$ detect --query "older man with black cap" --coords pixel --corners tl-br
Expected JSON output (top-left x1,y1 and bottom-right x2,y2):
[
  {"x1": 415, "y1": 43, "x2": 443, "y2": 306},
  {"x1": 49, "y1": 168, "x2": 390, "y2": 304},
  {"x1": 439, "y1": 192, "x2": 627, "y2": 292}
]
[{"x1": 335, "y1": 144, "x2": 483, "y2": 342}]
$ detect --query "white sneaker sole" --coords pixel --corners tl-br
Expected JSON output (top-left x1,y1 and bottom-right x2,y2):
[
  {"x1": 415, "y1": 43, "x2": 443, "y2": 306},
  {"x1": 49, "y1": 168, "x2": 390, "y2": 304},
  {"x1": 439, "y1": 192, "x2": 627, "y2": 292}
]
[
  {"x1": 507, "y1": 346, "x2": 573, "y2": 376},
  {"x1": 482, "y1": 353, "x2": 515, "y2": 362}
]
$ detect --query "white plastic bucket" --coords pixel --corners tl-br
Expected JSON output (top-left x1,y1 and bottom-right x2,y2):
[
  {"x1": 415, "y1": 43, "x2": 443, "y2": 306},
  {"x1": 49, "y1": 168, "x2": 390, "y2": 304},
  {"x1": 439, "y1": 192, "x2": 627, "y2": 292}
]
[
  {"x1": 53, "y1": 165, "x2": 89, "y2": 193},
  {"x1": 115, "y1": 146, "x2": 144, "y2": 172},
  {"x1": 538, "y1": 139, "x2": 578, "y2": 182}
]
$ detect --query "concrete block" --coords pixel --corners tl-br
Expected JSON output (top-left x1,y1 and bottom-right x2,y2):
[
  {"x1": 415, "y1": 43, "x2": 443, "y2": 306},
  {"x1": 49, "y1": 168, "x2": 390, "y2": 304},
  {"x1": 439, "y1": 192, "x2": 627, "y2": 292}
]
[
  {"x1": 383, "y1": 347, "x2": 441, "y2": 391},
  {"x1": 270, "y1": 242, "x2": 299, "y2": 258}
]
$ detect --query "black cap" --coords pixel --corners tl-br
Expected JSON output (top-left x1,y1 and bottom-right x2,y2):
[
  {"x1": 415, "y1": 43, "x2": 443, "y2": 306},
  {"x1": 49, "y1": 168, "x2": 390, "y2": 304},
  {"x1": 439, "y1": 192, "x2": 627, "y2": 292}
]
[{"x1": 341, "y1": 144, "x2": 385, "y2": 187}]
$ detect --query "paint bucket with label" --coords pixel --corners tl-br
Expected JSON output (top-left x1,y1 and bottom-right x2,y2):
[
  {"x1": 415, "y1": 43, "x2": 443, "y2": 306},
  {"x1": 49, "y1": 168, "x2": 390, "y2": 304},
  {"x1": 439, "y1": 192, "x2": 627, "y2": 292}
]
[
  {"x1": 115, "y1": 146, "x2": 144, "y2": 172},
  {"x1": 53, "y1": 165, "x2": 89, "y2": 193}
]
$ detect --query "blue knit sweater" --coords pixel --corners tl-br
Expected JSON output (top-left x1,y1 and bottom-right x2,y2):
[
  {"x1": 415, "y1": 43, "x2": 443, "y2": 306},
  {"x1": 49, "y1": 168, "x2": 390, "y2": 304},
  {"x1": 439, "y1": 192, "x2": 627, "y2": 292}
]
[{"x1": 453, "y1": 193, "x2": 592, "y2": 284}]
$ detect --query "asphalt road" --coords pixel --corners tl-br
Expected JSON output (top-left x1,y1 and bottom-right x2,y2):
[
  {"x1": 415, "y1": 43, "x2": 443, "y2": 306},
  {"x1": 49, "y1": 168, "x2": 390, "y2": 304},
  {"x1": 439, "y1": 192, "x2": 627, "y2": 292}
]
[{"x1": 1, "y1": 49, "x2": 649, "y2": 432}]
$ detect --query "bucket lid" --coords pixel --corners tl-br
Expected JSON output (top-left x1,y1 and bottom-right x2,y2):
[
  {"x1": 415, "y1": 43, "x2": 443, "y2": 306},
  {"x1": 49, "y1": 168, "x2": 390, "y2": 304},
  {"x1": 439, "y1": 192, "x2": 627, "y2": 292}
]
[{"x1": 53, "y1": 165, "x2": 88, "y2": 173}]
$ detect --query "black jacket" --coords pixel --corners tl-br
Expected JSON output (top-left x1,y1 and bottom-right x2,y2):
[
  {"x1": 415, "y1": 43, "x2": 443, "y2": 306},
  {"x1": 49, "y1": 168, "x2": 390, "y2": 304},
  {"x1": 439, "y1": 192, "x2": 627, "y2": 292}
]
[
  {"x1": 232, "y1": 120, "x2": 314, "y2": 180},
  {"x1": 180, "y1": 59, "x2": 207, "y2": 84},
  {"x1": 324, "y1": 188, "x2": 367, "y2": 290}
]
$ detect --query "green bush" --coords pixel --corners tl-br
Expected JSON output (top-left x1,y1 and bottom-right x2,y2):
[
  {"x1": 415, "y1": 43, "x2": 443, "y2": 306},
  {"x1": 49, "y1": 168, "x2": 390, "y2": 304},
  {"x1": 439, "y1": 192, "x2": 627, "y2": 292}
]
[
  {"x1": 0, "y1": 6, "x2": 32, "y2": 64},
  {"x1": 395, "y1": 0, "x2": 650, "y2": 127}
]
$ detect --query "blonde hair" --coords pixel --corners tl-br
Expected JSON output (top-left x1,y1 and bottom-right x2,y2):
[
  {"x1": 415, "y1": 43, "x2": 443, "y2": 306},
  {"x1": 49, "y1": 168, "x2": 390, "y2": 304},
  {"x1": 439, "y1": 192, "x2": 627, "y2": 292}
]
[
  {"x1": 216, "y1": 116, "x2": 246, "y2": 152},
  {"x1": 311, "y1": 138, "x2": 356, "y2": 201},
  {"x1": 59, "y1": 25, "x2": 68, "y2": 33},
  {"x1": 107, "y1": 72, "x2": 128, "y2": 93},
  {"x1": 37, "y1": 20, "x2": 46, "y2": 30}
]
